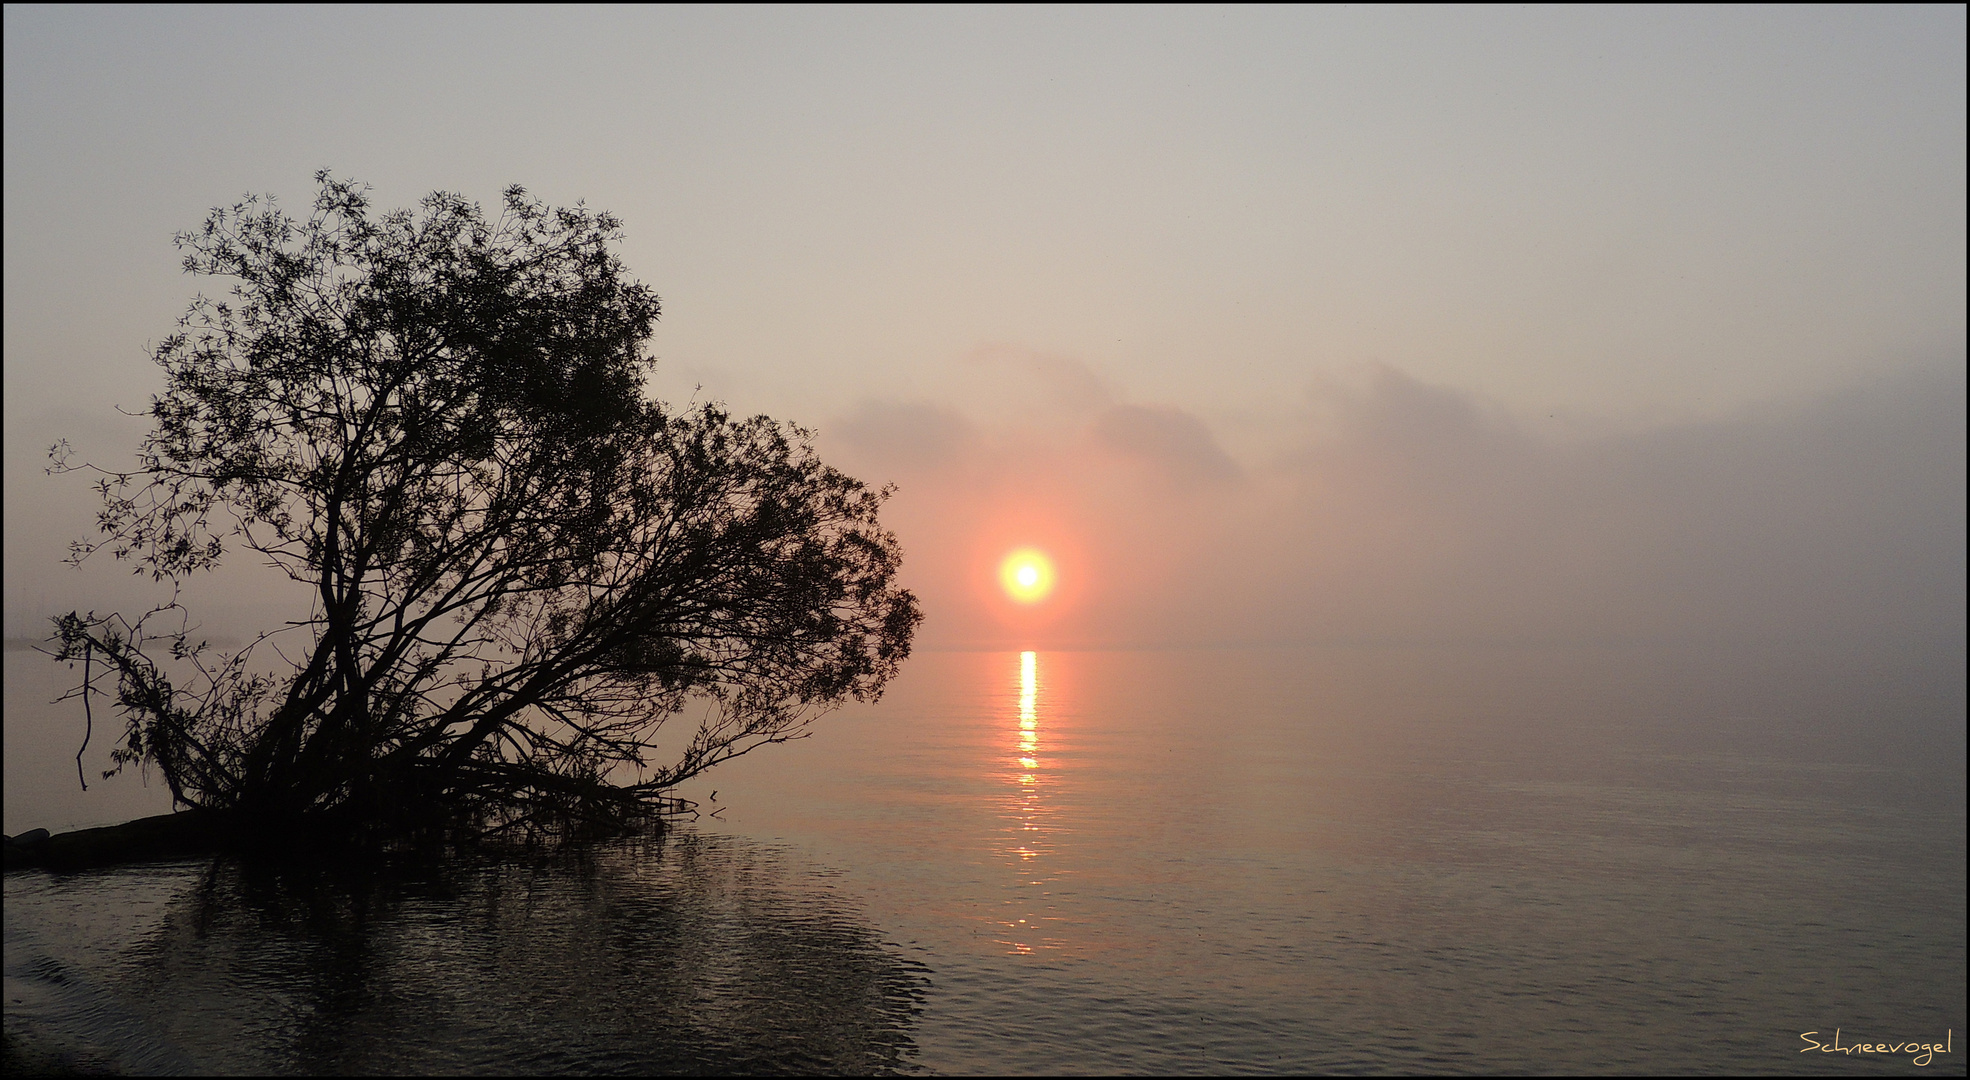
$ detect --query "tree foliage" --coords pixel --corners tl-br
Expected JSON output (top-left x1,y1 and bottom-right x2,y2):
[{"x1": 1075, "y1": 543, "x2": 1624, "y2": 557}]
[{"x1": 52, "y1": 172, "x2": 920, "y2": 838}]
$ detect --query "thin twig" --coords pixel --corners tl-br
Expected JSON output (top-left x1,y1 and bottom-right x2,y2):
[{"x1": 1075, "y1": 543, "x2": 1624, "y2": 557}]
[{"x1": 76, "y1": 645, "x2": 93, "y2": 791}]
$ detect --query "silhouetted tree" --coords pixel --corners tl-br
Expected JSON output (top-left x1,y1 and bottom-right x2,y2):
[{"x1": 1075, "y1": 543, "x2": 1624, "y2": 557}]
[{"x1": 51, "y1": 172, "x2": 919, "y2": 840}]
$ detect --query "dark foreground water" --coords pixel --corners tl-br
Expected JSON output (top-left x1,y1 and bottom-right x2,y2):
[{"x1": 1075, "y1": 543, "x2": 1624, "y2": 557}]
[
  {"x1": 5, "y1": 834, "x2": 922, "y2": 1074},
  {"x1": 5, "y1": 646, "x2": 1965, "y2": 1074}
]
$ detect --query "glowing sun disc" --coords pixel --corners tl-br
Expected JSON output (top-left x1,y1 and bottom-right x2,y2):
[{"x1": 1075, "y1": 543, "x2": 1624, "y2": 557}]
[{"x1": 999, "y1": 548, "x2": 1057, "y2": 604}]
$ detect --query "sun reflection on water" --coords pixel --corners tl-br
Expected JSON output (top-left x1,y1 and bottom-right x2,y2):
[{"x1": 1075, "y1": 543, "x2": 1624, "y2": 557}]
[
  {"x1": 1002, "y1": 650, "x2": 1053, "y2": 954},
  {"x1": 1012, "y1": 650, "x2": 1042, "y2": 854},
  {"x1": 1018, "y1": 650, "x2": 1039, "y2": 775}
]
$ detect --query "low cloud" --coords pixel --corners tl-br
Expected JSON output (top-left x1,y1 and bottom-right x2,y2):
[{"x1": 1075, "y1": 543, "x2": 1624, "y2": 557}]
[
  {"x1": 1090, "y1": 404, "x2": 1241, "y2": 487},
  {"x1": 823, "y1": 359, "x2": 1967, "y2": 664}
]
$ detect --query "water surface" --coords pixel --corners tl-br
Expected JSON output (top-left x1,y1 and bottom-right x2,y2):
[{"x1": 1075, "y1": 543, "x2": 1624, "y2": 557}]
[{"x1": 6, "y1": 645, "x2": 1965, "y2": 1074}]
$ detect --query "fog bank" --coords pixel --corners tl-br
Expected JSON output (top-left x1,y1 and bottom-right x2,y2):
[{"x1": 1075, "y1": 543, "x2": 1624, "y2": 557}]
[{"x1": 825, "y1": 359, "x2": 1965, "y2": 661}]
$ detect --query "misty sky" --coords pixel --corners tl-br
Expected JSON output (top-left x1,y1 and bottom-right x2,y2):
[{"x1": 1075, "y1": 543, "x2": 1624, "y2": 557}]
[{"x1": 4, "y1": 6, "x2": 1964, "y2": 652}]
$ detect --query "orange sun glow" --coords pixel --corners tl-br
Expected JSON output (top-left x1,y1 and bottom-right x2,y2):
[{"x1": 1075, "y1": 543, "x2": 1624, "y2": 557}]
[{"x1": 999, "y1": 548, "x2": 1057, "y2": 604}]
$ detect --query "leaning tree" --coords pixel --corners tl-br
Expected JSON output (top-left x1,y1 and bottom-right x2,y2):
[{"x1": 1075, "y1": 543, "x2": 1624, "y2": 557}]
[{"x1": 51, "y1": 172, "x2": 920, "y2": 840}]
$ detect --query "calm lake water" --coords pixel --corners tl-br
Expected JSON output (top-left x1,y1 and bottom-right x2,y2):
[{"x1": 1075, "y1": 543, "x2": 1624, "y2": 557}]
[{"x1": 5, "y1": 645, "x2": 1965, "y2": 1074}]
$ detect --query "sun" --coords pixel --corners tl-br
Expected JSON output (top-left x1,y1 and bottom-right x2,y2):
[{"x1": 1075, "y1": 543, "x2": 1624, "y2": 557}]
[{"x1": 999, "y1": 548, "x2": 1057, "y2": 604}]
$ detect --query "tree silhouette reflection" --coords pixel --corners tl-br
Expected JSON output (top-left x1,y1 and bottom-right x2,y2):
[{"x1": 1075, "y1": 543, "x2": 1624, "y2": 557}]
[{"x1": 115, "y1": 833, "x2": 926, "y2": 1075}]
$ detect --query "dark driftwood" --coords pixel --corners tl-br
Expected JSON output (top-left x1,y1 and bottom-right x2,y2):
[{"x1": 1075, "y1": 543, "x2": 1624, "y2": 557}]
[
  {"x1": 3, "y1": 811, "x2": 222, "y2": 871},
  {"x1": 3, "y1": 807, "x2": 682, "y2": 873}
]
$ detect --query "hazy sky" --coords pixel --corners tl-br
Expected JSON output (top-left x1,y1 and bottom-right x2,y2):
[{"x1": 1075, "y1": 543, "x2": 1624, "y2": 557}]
[{"x1": 5, "y1": 6, "x2": 1964, "y2": 650}]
